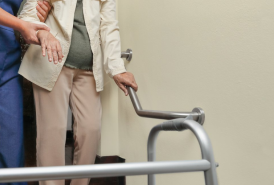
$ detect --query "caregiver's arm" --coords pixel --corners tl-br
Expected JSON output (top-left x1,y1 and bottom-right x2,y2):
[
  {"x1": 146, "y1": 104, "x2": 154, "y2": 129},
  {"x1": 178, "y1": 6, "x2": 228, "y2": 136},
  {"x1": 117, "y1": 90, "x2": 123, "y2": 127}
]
[
  {"x1": 36, "y1": 1, "x2": 52, "y2": 22},
  {"x1": 0, "y1": 8, "x2": 49, "y2": 44},
  {"x1": 19, "y1": 0, "x2": 63, "y2": 62}
]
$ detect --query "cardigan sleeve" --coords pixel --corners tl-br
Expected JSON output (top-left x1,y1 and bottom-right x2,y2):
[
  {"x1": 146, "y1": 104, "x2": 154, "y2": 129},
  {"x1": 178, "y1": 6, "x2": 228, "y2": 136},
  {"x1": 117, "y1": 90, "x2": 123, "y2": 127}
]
[
  {"x1": 18, "y1": 0, "x2": 49, "y2": 27},
  {"x1": 99, "y1": 0, "x2": 127, "y2": 78}
]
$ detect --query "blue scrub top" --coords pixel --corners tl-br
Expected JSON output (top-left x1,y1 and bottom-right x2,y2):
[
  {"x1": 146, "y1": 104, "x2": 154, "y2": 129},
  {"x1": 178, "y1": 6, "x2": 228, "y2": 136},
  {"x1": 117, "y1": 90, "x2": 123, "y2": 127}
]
[
  {"x1": 0, "y1": 0, "x2": 22, "y2": 31},
  {"x1": 0, "y1": 0, "x2": 22, "y2": 86},
  {"x1": 0, "y1": 1, "x2": 26, "y2": 178}
]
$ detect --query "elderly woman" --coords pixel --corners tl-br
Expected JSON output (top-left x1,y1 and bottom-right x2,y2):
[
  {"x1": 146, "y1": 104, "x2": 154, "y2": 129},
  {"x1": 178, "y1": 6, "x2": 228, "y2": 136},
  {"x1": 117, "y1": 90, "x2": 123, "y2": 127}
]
[
  {"x1": 0, "y1": 1, "x2": 51, "y2": 185},
  {"x1": 19, "y1": 0, "x2": 138, "y2": 185}
]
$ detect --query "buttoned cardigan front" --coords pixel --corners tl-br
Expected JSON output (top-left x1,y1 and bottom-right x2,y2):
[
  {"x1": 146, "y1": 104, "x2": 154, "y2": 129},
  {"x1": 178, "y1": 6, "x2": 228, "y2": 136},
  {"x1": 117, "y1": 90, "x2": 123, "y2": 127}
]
[{"x1": 18, "y1": 0, "x2": 126, "y2": 92}]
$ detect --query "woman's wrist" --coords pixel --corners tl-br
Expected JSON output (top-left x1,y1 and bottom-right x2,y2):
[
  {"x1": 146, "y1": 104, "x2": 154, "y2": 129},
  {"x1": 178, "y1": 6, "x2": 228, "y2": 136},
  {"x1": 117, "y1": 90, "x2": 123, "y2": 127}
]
[
  {"x1": 37, "y1": 30, "x2": 46, "y2": 37},
  {"x1": 36, "y1": 30, "x2": 50, "y2": 41}
]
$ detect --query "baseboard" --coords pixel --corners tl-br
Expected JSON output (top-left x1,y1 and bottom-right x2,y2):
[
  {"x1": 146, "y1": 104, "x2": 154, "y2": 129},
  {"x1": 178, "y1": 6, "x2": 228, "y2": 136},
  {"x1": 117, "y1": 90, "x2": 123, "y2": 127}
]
[
  {"x1": 90, "y1": 156, "x2": 126, "y2": 185},
  {"x1": 66, "y1": 131, "x2": 126, "y2": 185}
]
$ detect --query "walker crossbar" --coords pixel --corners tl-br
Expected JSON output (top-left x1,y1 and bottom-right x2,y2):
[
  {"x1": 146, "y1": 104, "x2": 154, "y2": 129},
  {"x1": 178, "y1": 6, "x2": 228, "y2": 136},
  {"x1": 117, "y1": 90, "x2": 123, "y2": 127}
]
[
  {"x1": 0, "y1": 87, "x2": 218, "y2": 184},
  {"x1": 0, "y1": 160, "x2": 210, "y2": 183}
]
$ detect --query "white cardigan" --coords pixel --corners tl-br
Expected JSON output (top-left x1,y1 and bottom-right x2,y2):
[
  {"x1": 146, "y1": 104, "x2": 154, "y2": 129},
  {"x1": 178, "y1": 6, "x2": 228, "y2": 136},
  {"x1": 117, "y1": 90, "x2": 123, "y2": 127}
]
[{"x1": 18, "y1": 0, "x2": 126, "y2": 92}]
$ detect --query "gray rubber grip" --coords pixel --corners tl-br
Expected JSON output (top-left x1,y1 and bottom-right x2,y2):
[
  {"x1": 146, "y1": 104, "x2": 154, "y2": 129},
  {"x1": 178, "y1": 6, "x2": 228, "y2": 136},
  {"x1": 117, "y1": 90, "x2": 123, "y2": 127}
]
[{"x1": 161, "y1": 119, "x2": 186, "y2": 131}]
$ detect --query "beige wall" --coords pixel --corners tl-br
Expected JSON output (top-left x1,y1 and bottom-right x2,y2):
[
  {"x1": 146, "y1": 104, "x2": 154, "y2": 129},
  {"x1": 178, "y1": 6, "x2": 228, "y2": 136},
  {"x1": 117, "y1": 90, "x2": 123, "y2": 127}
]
[
  {"x1": 100, "y1": 77, "x2": 119, "y2": 155},
  {"x1": 101, "y1": 0, "x2": 274, "y2": 185}
]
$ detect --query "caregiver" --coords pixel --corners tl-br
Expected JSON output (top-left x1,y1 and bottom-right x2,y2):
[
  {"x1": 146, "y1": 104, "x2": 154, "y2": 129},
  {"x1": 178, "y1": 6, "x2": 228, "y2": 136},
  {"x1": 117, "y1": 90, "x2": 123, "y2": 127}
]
[{"x1": 0, "y1": 1, "x2": 51, "y2": 185}]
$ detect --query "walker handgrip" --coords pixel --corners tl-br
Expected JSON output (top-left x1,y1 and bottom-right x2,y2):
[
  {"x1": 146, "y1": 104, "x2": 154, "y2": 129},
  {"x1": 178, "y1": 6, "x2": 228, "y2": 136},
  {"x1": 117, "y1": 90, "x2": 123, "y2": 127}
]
[{"x1": 161, "y1": 119, "x2": 187, "y2": 131}]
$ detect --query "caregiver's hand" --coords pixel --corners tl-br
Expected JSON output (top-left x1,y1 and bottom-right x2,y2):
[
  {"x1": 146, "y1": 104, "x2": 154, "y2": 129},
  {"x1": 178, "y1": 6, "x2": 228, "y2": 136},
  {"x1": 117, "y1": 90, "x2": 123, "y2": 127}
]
[
  {"x1": 18, "y1": 1, "x2": 51, "y2": 44},
  {"x1": 37, "y1": 30, "x2": 63, "y2": 64},
  {"x1": 36, "y1": 1, "x2": 52, "y2": 22},
  {"x1": 0, "y1": 7, "x2": 50, "y2": 45},
  {"x1": 19, "y1": 22, "x2": 50, "y2": 45}
]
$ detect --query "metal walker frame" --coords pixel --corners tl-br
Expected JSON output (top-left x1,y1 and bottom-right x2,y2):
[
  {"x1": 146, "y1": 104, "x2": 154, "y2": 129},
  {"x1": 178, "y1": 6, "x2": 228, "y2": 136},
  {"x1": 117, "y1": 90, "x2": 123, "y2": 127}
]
[{"x1": 0, "y1": 51, "x2": 219, "y2": 184}]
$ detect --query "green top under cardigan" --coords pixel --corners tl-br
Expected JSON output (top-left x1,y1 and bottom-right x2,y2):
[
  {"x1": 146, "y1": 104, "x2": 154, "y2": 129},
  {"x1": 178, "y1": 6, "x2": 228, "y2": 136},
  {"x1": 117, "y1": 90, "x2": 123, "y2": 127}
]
[{"x1": 65, "y1": 0, "x2": 93, "y2": 71}]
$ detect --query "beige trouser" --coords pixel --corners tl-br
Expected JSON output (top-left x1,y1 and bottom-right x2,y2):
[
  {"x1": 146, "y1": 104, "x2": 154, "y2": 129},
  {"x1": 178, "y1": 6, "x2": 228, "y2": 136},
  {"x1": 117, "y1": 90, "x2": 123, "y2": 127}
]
[{"x1": 33, "y1": 66, "x2": 102, "y2": 185}]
